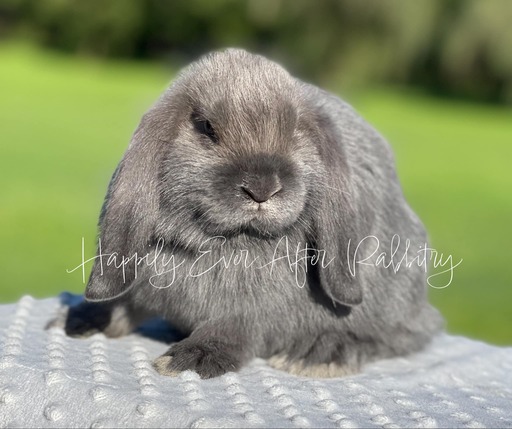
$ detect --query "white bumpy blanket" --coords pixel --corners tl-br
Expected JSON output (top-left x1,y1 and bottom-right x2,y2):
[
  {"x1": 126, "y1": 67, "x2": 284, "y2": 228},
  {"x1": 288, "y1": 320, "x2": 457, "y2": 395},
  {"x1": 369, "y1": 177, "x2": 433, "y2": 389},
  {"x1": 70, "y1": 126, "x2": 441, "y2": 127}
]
[{"x1": 0, "y1": 295, "x2": 511, "y2": 428}]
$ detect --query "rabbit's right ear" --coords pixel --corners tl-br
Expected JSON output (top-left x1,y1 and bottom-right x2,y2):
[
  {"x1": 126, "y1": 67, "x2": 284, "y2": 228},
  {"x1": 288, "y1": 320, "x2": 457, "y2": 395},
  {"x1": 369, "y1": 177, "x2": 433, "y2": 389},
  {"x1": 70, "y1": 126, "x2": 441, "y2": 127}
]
[
  {"x1": 85, "y1": 112, "x2": 165, "y2": 302},
  {"x1": 308, "y1": 109, "x2": 371, "y2": 308}
]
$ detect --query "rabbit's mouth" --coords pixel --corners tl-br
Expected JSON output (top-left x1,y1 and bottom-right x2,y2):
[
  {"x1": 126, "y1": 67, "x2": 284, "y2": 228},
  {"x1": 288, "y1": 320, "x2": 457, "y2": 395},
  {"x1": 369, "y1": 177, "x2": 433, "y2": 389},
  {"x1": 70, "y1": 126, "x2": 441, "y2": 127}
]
[
  {"x1": 191, "y1": 198, "x2": 302, "y2": 239},
  {"x1": 244, "y1": 199, "x2": 279, "y2": 215}
]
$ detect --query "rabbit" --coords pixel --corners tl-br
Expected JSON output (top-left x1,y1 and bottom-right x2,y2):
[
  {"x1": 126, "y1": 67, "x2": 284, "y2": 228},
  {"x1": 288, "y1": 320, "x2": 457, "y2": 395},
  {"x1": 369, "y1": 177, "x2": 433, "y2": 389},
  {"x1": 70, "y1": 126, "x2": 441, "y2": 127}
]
[{"x1": 63, "y1": 48, "x2": 444, "y2": 379}]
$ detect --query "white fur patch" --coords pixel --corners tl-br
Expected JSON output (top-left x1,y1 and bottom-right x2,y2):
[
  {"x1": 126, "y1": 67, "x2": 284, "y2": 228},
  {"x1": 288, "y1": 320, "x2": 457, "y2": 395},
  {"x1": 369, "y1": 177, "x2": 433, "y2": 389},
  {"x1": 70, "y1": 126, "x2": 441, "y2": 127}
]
[
  {"x1": 152, "y1": 355, "x2": 181, "y2": 377},
  {"x1": 103, "y1": 306, "x2": 133, "y2": 338},
  {"x1": 268, "y1": 355, "x2": 357, "y2": 378}
]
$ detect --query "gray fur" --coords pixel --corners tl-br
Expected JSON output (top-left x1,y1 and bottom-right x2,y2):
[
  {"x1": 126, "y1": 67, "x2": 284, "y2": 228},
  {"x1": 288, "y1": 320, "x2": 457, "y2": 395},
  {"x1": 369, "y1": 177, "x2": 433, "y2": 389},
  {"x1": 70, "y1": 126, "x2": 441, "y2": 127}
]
[{"x1": 66, "y1": 48, "x2": 443, "y2": 378}]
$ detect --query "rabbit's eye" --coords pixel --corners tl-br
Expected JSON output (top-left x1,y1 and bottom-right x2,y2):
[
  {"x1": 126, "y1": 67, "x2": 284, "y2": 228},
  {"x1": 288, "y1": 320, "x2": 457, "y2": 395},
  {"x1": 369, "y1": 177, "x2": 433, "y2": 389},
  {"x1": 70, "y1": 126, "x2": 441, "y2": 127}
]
[{"x1": 192, "y1": 115, "x2": 218, "y2": 143}]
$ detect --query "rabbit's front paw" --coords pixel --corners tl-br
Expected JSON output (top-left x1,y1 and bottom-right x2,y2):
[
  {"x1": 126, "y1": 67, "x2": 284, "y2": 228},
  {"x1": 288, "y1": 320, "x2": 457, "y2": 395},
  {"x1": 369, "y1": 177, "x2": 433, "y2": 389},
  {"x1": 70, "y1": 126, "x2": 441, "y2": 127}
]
[{"x1": 152, "y1": 339, "x2": 239, "y2": 379}]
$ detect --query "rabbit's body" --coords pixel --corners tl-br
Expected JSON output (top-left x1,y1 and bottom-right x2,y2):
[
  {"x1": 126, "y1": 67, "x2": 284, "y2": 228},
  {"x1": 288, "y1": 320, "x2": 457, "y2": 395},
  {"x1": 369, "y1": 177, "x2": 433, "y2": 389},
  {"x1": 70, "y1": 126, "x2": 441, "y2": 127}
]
[{"x1": 64, "y1": 49, "x2": 443, "y2": 378}]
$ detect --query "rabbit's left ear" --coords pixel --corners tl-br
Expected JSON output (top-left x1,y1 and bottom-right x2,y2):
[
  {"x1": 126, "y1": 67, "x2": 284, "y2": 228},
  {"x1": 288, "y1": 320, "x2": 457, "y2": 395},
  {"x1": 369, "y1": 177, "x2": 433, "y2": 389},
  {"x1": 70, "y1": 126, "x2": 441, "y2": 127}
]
[
  {"x1": 84, "y1": 110, "x2": 165, "y2": 302},
  {"x1": 311, "y1": 114, "x2": 366, "y2": 307}
]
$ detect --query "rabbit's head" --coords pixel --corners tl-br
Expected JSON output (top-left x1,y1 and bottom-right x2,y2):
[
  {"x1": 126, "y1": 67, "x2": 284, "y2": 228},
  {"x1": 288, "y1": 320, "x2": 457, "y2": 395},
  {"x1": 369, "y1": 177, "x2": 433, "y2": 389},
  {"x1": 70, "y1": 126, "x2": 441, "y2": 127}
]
[
  {"x1": 155, "y1": 49, "x2": 325, "y2": 240},
  {"x1": 85, "y1": 49, "x2": 364, "y2": 307}
]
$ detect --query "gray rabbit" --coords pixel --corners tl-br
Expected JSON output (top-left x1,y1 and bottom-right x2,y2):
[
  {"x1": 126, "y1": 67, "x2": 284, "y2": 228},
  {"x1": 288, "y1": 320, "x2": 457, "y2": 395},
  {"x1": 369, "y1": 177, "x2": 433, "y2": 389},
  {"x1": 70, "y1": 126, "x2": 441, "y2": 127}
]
[{"x1": 64, "y1": 49, "x2": 443, "y2": 378}]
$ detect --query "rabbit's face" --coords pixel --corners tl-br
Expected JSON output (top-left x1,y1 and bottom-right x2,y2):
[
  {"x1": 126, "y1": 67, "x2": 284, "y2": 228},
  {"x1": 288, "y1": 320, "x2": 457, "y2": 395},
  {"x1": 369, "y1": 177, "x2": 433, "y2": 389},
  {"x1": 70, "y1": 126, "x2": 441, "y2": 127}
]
[{"x1": 158, "y1": 50, "x2": 322, "y2": 238}]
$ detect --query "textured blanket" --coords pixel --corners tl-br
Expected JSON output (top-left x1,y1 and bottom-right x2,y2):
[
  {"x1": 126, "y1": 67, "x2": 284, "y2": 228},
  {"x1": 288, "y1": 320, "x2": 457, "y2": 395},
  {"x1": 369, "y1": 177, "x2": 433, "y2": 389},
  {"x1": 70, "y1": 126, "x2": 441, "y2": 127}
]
[{"x1": 0, "y1": 295, "x2": 511, "y2": 428}]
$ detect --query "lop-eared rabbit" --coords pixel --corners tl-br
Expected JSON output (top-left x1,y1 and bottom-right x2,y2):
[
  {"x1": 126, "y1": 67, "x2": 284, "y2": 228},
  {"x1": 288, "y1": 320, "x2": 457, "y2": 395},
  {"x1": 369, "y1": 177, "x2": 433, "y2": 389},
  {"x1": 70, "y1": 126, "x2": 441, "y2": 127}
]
[{"x1": 63, "y1": 49, "x2": 443, "y2": 379}]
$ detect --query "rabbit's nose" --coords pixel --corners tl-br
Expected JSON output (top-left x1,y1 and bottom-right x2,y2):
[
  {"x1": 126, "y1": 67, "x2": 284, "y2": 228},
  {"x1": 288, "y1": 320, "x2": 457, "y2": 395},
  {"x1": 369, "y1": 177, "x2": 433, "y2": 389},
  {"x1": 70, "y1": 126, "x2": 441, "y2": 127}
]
[{"x1": 241, "y1": 176, "x2": 282, "y2": 203}]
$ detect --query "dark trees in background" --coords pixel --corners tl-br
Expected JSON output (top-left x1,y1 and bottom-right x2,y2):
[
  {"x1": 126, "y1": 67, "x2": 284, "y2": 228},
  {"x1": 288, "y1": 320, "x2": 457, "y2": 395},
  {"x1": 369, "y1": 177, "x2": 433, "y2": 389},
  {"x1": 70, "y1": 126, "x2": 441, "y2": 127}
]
[{"x1": 1, "y1": 0, "x2": 511, "y2": 103}]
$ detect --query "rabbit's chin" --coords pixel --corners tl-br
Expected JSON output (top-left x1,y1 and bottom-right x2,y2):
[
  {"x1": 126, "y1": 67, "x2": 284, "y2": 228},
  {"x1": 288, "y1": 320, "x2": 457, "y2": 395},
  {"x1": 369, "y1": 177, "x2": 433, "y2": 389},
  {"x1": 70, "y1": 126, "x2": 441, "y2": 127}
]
[
  {"x1": 197, "y1": 211, "x2": 300, "y2": 240},
  {"x1": 240, "y1": 222, "x2": 295, "y2": 239},
  {"x1": 245, "y1": 210, "x2": 301, "y2": 236},
  {"x1": 239, "y1": 214, "x2": 302, "y2": 239}
]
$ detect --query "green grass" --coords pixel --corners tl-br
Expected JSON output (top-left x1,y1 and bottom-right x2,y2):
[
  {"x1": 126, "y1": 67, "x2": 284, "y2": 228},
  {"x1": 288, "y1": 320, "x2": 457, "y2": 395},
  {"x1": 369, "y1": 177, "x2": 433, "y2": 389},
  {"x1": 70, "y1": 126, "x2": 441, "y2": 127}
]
[
  {"x1": 0, "y1": 42, "x2": 172, "y2": 302},
  {"x1": 1, "y1": 42, "x2": 511, "y2": 345}
]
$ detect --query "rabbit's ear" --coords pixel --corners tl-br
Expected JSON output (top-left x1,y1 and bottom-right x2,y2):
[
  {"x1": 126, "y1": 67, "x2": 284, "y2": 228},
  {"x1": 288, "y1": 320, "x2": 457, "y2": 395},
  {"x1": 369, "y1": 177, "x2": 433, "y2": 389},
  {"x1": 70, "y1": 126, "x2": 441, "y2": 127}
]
[
  {"x1": 85, "y1": 113, "x2": 163, "y2": 301},
  {"x1": 311, "y1": 114, "x2": 367, "y2": 307}
]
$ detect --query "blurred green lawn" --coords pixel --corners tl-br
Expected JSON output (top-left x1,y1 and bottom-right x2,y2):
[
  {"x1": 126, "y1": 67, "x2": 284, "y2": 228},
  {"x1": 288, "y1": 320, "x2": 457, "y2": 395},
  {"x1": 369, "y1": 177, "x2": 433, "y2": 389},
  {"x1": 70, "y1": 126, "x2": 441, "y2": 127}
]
[{"x1": 1, "y1": 43, "x2": 511, "y2": 344}]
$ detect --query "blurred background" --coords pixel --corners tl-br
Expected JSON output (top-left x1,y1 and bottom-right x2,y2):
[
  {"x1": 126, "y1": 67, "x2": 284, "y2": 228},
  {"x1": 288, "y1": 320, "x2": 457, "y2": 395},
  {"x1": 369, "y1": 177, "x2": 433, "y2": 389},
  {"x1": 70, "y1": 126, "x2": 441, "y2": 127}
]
[{"x1": 0, "y1": 0, "x2": 511, "y2": 344}]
